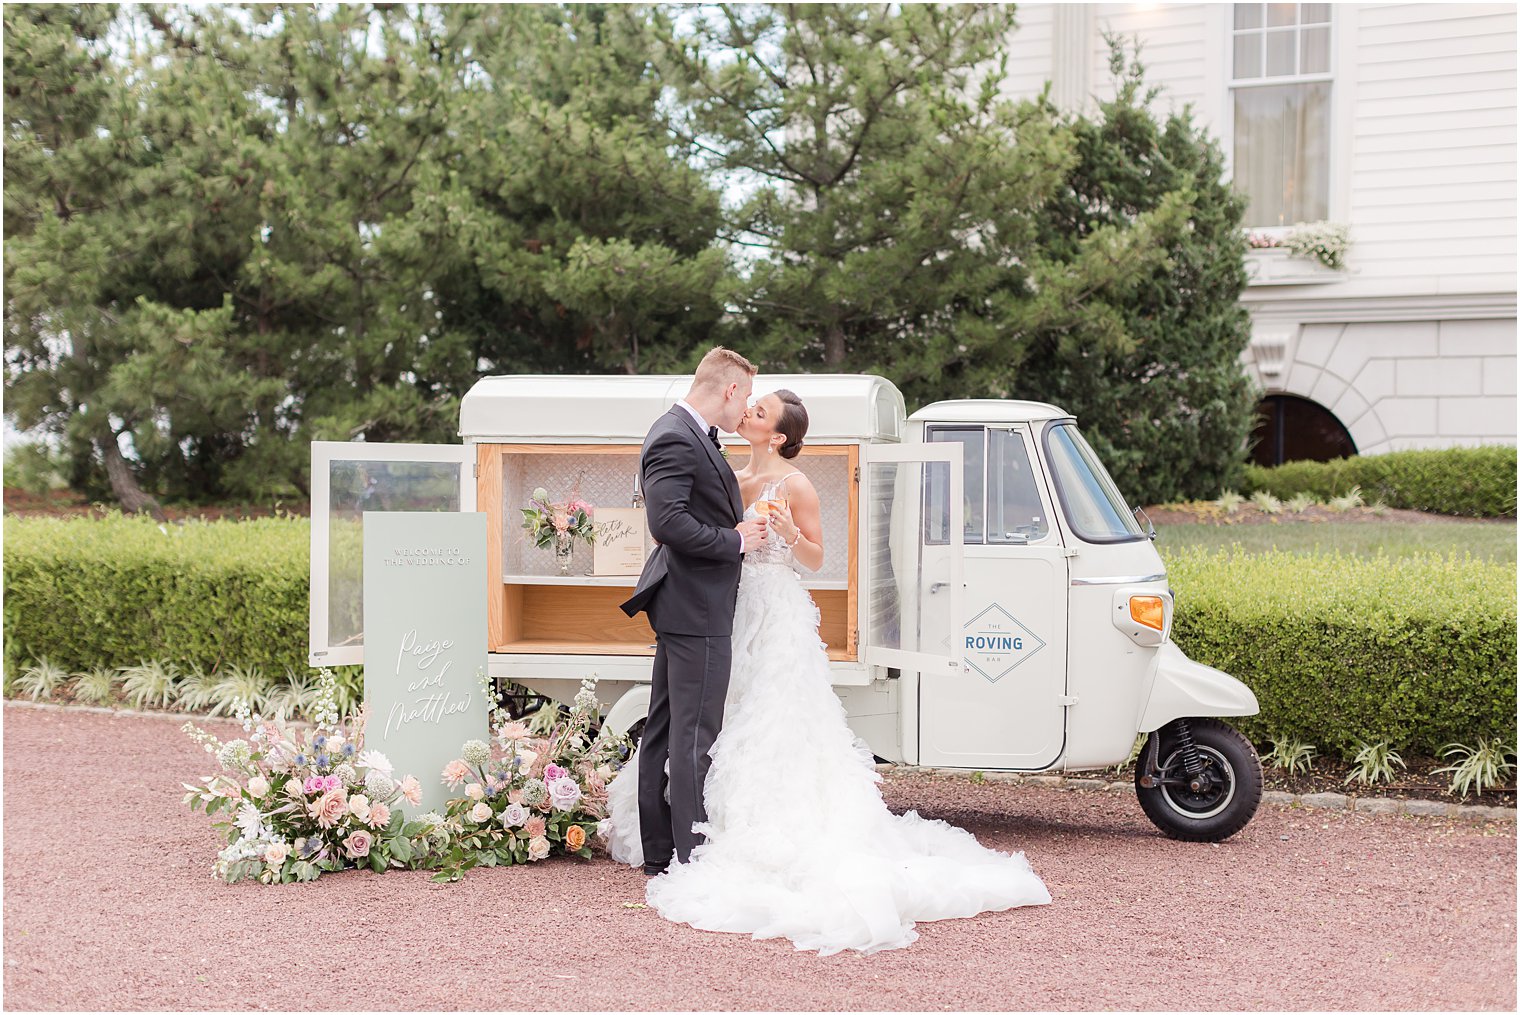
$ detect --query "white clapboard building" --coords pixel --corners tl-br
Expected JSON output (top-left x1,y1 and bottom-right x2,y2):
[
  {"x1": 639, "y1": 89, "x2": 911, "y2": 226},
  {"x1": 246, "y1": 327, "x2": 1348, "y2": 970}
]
[{"x1": 1002, "y1": 3, "x2": 1517, "y2": 462}]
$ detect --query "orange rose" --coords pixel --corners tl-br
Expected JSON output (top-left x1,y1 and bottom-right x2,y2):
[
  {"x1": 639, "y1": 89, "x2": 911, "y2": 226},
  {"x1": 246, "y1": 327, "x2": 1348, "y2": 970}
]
[{"x1": 564, "y1": 825, "x2": 586, "y2": 851}]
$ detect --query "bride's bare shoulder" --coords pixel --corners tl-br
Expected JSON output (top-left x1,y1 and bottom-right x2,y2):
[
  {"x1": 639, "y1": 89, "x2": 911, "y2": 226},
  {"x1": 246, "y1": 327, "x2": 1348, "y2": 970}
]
[{"x1": 780, "y1": 470, "x2": 817, "y2": 499}]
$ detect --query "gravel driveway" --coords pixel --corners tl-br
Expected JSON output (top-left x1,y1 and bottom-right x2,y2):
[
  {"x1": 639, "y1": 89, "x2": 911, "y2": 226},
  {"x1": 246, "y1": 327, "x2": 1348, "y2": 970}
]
[{"x1": 3, "y1": 705, "x2": 1514, "y2": 1011}]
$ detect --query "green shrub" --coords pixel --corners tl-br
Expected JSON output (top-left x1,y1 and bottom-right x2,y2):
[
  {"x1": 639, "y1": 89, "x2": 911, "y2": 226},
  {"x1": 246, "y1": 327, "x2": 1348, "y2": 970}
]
[
  {"x1": 2, "y1": 513, "x2": 355, "y2": 688},
  {"x1": 7, "y1": 517, "x2": 1515, "y2": 758},
  {"x1": 1165, "y1": 547, "x2": 1517, "y2": 755},
  {"x1": 1242, "y1": 446, "x2": 1517, "y2": 518}
]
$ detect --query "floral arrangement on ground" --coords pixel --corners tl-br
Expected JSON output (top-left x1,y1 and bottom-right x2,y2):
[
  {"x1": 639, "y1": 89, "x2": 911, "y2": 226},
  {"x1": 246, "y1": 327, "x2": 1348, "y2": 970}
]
[
  {"x1": 427, "y1": 676, "x2": 631, "y2": 881},
  {"x1": 182, "y1": 671, "x2": 632, "y2": 883},
  {"x1": 182, "y1": 669, "x2": 443, "y2": 883}
]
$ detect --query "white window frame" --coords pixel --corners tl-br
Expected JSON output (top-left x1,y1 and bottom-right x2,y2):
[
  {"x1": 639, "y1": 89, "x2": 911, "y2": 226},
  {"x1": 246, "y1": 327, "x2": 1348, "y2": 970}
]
[
  {"x1": 309, "y1": 440, "x2": 473, "y2": 667},
  {"x1": 860, "y1": 442, "x2": 965, "y2": 678},
  {"x1": 1225, "y1": 3, "x2": 1343, "y2": 234}
]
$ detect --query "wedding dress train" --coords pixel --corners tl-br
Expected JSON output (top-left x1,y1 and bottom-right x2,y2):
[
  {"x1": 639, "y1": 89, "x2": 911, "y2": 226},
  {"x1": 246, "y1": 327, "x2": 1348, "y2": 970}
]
[{"x1": 600, "y1": 503, "x2": 1051, "y2": 955}]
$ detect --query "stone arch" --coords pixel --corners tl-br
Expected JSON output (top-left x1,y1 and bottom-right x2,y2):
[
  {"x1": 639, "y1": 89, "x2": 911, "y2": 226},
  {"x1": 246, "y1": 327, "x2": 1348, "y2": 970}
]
[{"x1": 1248, "y1": 393, "x2": 1358, "y2": 467}]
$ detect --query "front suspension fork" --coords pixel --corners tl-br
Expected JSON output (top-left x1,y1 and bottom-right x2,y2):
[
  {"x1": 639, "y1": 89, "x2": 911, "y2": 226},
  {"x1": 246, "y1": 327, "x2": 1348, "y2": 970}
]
[{"x1": 1138, "y1": 717, "x2": 1206, "y2": 788}]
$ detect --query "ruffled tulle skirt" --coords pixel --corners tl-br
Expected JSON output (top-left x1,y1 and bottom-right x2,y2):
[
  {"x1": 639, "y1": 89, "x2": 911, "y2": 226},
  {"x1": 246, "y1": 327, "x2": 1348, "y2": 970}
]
[{"x1": 600, "y1": 561, "x2": 1051, "y2": 955}]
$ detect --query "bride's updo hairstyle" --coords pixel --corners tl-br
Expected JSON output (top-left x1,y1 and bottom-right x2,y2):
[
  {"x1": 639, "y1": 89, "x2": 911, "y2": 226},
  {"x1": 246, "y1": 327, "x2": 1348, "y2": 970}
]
[{"x1": 773, "y1": 389, "x2": 809, "y2": 460}]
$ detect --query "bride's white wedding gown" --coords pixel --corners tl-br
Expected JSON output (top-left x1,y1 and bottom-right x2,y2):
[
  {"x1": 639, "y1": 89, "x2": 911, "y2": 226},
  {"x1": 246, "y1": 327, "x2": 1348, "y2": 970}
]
[{"x1": 600, "y1": 497, "x2": 1051, "y2": 955}]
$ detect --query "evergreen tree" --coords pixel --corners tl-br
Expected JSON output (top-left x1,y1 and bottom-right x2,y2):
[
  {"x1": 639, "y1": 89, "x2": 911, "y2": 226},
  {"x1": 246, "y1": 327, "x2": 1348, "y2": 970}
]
[
  {"x1": 1013, "y1": 44, "x2": 1257, "y2": 503},
  {"x1": 652, "y1": 3, "x2": 1193, "y2": 406}
]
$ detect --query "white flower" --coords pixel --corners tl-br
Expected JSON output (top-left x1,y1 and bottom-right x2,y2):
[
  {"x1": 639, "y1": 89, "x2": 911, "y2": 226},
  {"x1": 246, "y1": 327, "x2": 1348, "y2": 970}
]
[
  {"x1": 547, "y1": 777, "x2": 582, "y2": 812},
  {"x1": 358, "y1": 750, "x2": 393, "y2": 776},
  {"x1": 234, "y1": 804, "x2": 266, "y2": 842},
  {"x1": 216, "y1": 740, "x2": 252, "y2": 771},
  {"x1": 461, "y1": 739, "x2": 491, "y2": 767},
  {"x1": 464, "y1": 782, "x2": 485, "y2": 801},
  {"x1": 500, "y1": 802, "x2": 528, "y2": 828},
  {"x1": 516, "y1": 748, "x2": 537, "y2": 770},
  {"x1": 334, "y1": 763, "x2": 359, "y2": 786},
  {"x1": 363, "y1": 769, "x2": 396, "y2": 801},
  {"x1": 348, "y1": 794, "x2": 372, "y2": 823},
  {"x1": 470, "y1": 802, "x2": 493, "y2": 823},
  {"x1": 246, "y1": 776, "x2": 269, "y2": 799},
  {"x1": 264, "y1": 842, "x2": 290, "y2": 866}
]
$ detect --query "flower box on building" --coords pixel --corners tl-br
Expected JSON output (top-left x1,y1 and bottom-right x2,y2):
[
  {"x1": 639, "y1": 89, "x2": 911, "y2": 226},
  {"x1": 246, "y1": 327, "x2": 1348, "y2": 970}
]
[{"x1": 1245, "y1": 247, "x2": 1344, "y2": 286}]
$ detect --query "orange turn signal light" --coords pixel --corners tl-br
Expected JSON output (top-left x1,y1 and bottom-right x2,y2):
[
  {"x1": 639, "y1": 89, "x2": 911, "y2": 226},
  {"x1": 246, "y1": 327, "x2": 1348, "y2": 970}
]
[{"x1": 1129, "y1": 595, "x2": 1166, "y2": 631}]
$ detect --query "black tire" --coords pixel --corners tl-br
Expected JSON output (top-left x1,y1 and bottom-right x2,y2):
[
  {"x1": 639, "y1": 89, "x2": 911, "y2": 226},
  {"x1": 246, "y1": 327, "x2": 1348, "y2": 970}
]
[{"x1": 1135, "y1": 717, "x2": 1263, "y2": 842}]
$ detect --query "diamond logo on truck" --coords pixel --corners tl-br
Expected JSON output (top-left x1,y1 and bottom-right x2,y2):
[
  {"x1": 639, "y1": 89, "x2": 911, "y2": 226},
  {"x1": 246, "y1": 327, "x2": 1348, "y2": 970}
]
[{"x1": 962, "y1": 603, "x2": 1046, "y2": 683}]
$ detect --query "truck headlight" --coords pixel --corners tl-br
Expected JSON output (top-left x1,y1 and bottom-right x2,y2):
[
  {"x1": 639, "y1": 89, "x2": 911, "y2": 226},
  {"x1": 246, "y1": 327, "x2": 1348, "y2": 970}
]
[{"x1": 1129, "y1": 595, "x2": 1166, "y2": 631}]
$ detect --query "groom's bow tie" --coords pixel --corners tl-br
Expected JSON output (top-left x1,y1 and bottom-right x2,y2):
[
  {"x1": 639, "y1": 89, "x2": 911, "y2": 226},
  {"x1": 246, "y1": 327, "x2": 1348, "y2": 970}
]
[{"x1": 707, "y1": 425, "x2": 722, "y2": 450}]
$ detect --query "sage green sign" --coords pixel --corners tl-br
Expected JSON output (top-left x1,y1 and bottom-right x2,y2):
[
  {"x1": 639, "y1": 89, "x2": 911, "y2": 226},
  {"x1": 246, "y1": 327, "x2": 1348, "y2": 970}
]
[{"x1": 362, "y1": 511, "x2": 489, "y2": 814}]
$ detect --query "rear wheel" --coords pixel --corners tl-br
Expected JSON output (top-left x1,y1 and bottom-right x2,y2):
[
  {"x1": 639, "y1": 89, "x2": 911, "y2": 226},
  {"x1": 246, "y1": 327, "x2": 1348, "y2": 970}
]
[{"x1": 1135, "y1": 717, "x2": 1262, "y2": 842}]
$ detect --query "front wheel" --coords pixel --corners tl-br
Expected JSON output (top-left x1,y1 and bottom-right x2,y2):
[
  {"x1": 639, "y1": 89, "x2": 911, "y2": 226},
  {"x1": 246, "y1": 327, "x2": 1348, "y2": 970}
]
[{"x1": 1135, "y1": 717, "x2": 1263, "y2": 842}]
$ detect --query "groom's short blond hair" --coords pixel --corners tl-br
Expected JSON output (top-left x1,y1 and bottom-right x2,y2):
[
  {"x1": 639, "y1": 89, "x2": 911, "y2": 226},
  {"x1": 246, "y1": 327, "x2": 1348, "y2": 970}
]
[{"x1": 691, "y1": 346, "x2": 757, "y2": 392}]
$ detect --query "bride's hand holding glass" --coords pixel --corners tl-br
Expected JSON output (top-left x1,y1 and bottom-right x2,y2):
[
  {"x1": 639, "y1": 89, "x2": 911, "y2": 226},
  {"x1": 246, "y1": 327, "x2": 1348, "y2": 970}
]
[{"x1": 767, "y1": 499, "x2": 799, "y2": 546}]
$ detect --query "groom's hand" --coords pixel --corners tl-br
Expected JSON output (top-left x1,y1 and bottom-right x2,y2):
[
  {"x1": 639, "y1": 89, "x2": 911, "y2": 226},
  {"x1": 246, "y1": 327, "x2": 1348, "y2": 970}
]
[{"x1": 736, "y1": 517, "x2": 768, "y2": 553}]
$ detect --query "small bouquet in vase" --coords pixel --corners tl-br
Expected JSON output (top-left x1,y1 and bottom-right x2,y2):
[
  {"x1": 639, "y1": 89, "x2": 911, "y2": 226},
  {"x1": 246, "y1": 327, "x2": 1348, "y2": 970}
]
[
  {"x1": 425, "y1": 677, "x2": 631, "y2": 881},
  {"x1": 181, "y1": 669, "x2": 445, "y2": 883},
  {"x1": 520, "y1": 483, "x2": 595, "y2": 574}
]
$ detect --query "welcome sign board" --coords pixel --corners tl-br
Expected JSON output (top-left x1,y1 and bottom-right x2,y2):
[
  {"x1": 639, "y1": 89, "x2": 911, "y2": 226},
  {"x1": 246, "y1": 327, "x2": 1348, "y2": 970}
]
[{"x1": 362, "y1": 511, "x2": 489, "y2": 814}]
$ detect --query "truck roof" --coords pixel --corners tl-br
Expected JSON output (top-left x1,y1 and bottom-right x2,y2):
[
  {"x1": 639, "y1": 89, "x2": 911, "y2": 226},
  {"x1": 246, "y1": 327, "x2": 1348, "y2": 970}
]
[
  {"x1": 458, "y1": 373, "x2": 908, "y2": 442},
  {"x1": 910, "y1": 399, "x2": 1071, "y2": 424}
]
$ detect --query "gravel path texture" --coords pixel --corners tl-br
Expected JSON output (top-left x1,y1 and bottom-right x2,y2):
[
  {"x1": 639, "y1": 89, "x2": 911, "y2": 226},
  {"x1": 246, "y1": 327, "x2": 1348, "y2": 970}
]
[{"x1": 4, "y1": 705, "x2": 1515, "y2": 1011}]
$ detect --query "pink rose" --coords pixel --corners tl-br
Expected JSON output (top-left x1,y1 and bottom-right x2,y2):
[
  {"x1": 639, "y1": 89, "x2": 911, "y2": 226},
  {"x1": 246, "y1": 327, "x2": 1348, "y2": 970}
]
[
  {"x1": 442, "y1": 760, "x2": 472, "y2": 788},
  {"x1": 527, "y1": 836, "x2": 551, "y2": 861},
  {"x1": 302, "y1": 776, "x2": 325, "y2": 795},
  {"x1": 311, "y1": 788, "x2": 348, "y2": 829},
  {"x1": 343, "y1": 830, "x2": 373, "y2": 859},
  {"x1": 367, "y1": 801, "x2": 391, "y2": 829},
  {"x1": 543, "y1": 763, "x2": 568, "y2": 783},
  {"x1": 470, "y1": 802, "x2": 493, "y2": 823},
  {"x1": 264, "y1": 842, "x2": 290, "y2": 866},
  {"x1": 399, "y1": 775, "x2": 422, "y2": 807}
]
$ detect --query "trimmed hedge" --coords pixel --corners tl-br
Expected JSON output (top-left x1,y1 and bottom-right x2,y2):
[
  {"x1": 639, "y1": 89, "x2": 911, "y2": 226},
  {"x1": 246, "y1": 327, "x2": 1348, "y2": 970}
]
[
  {"x1": 1164, "y1": 547, "x2": 1517, "y2": 755},
  {"x1": 1241, "y1": 446, "x2": 1517, "y2": 518},
  {"x1": 3, "y1": 514, "x2": 314, "y2": 679},
  {"x1": 6, "y1": 516, "x2": 1516, "y2": 756}
]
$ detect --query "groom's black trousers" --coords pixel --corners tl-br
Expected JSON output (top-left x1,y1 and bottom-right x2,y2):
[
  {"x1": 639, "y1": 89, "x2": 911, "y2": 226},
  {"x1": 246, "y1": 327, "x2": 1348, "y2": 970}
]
[{"x1": 640, "y1": 632, "x2": 732, "y2": 866}]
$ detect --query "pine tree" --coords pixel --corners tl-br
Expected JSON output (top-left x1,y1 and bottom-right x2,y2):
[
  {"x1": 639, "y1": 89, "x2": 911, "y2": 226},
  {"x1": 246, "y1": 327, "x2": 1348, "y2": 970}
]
[{"x1": 1012, "y1": 44, "x2": 1257, "y2": 503}]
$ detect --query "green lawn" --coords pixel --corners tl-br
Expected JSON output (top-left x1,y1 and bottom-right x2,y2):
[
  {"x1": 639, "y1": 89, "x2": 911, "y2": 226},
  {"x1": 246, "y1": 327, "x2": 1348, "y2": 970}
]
[{"x1": 1155, "y1": 518, "x2": 1517, "y2": 563}]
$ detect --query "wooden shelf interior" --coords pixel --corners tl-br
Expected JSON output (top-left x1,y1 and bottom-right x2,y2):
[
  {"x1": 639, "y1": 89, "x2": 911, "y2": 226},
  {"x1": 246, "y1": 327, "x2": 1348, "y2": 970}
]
[
  {"x1": 492, "y1": 583, "x2": 853, "y2": 660},
  {"x1": 480, "y1": 442, "x2": 860, "y2": 662}
]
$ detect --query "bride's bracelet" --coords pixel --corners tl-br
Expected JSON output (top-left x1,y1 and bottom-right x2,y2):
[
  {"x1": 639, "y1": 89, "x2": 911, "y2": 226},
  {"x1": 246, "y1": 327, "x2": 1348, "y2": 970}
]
[{"x1": 787, "y1": 529, "x2": 803, "y2": 549}]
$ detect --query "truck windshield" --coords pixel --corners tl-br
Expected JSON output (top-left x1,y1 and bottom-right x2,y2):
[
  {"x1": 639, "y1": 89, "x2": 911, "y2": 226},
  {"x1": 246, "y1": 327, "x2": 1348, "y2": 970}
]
[{"x1": 1044, "y1": 423, "x2": 1145, "y2": 543}]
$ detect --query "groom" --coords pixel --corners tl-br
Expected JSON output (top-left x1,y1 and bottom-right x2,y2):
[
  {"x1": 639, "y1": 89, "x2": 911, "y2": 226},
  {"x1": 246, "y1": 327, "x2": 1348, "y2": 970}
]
[{"x1": 620, "y1": 347, "x2": 768, "y2": 876}]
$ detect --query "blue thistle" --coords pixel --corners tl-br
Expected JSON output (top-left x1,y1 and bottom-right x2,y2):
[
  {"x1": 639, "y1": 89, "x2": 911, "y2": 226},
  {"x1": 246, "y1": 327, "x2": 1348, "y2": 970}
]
[{"x1": 316, "y1": 753, "x2": 330, "y2": 768}]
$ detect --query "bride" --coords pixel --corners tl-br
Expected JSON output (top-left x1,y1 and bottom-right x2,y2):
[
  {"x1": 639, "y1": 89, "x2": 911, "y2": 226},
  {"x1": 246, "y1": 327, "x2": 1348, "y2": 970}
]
[{"x1": 600, "y1": 389, "x2": 1051, "y2": 955}]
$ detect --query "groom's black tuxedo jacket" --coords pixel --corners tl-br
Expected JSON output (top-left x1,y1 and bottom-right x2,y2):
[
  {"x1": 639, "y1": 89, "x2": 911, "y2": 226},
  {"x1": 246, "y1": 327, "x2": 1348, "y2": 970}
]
[{"x1": 620, "y1": 406, "x2": 745, "y2": 637}]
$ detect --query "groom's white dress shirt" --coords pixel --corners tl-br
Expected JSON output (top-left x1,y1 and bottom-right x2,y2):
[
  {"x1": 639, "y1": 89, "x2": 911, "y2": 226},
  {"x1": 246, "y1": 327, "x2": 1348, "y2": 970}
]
[{"x1": 674, "y1": 399, "x2": 710, "y2": 435}]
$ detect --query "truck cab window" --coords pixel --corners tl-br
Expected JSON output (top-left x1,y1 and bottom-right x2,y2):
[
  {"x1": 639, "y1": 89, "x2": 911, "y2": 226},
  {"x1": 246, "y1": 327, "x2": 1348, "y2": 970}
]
[
  {"x1": 926, "y1": 426, "x2": 985, "y2": 544},
  {"x1": 987, "y1": 429, "x2": 1049, "y2": 544},
  {"x1": 1044, "y1": 423, "x2": 1145, "y2": 543}
]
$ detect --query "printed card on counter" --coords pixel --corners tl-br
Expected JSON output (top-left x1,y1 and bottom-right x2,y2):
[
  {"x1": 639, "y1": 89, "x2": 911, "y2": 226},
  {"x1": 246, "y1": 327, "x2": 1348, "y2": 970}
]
[{"x1": 592, "y1": 508, "x2": 647, "y2": 576}]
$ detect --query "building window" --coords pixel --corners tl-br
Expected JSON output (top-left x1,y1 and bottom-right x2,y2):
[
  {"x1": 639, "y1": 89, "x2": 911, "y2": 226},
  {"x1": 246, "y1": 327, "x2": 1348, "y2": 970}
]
[{"x1": 1231, "y1": 3, "x2": 1332, "y2": 228}]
